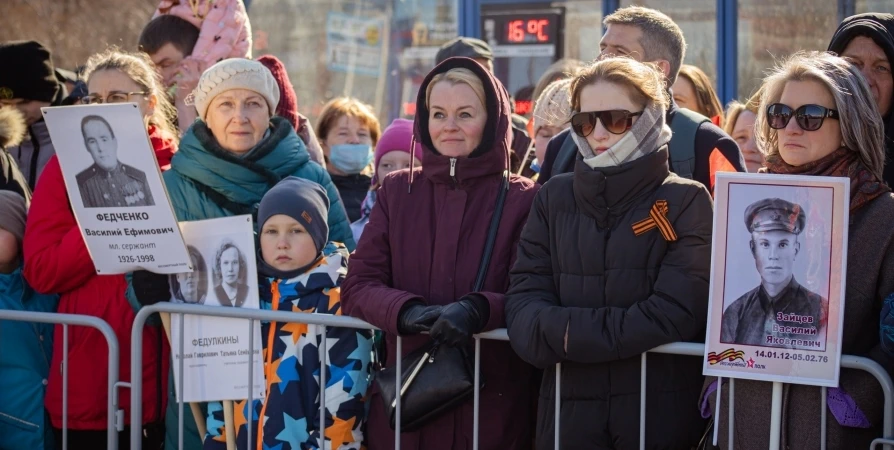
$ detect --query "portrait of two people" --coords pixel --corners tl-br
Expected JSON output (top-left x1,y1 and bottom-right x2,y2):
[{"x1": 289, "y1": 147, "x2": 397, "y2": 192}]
[{"x1": 170, "y1": 241, "x2": 249, "y2": 308}]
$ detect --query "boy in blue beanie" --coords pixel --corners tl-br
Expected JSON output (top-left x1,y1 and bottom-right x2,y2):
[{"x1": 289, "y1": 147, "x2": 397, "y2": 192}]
[{"x1": 203, "y1": 177, "x2": 372, "y2": 450}]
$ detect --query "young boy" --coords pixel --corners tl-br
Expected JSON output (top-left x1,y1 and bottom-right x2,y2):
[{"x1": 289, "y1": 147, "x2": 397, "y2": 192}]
[
  {"x1": 0, "y1": 191, "x2": 58, "y2": 450},
  {"x1": 203, "y1": 177, "x2": 371, "y2": 450}
]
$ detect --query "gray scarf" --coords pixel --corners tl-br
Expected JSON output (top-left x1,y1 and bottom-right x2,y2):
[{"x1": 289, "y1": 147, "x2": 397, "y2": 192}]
[{"x1": 571, "y1": 101, "x2": 671, "y2": 168}]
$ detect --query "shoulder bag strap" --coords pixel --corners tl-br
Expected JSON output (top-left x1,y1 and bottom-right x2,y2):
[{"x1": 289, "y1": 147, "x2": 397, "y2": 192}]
[{"x1": 473, "y1": 171, "x2": 509, "y2": 291}]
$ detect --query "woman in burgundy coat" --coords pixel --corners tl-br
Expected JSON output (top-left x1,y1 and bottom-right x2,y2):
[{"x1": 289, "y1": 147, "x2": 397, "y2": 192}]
[{"x1": 341, "y1": 57, "x2": 539, "y2": 450}]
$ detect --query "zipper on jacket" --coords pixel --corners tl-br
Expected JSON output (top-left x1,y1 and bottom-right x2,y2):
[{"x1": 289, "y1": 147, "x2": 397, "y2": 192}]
[{"x1": 449, "y1": 158, "x2": 458, "y2": 187}]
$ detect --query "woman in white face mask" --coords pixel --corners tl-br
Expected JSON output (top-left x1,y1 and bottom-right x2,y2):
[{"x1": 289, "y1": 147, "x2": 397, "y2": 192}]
[{"x1": 316, "y1": 97, "x2": 382, "y2": 222}]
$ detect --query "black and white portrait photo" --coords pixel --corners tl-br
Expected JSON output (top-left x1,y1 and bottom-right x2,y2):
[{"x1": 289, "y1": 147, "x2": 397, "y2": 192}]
[
  {"x1": 75, "y1": 114, "x2": 154, "y2": 208},
  {"x1": 719, "y1": 183, "x2": 834, "y2": 352},
  {"x1": 170, "y1": 246, "x2": 209, "y2": 304},
  {"x1": 211, "y1": 239, "x2": 249, "y2": 307}
]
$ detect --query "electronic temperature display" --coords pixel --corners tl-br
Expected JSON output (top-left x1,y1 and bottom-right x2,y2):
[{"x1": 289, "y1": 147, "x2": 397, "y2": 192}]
[{"x1": 487, "y1": 13, "x2": 560, "y2": 46}]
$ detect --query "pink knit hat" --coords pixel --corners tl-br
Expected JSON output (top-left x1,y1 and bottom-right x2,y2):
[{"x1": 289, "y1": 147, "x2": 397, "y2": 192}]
[
  {"x1": 374, "y1": 119, "x2": 424, "y2": 177},
  {"x1": 152, "y1": 0, "x2": 252, "y2": 71}
]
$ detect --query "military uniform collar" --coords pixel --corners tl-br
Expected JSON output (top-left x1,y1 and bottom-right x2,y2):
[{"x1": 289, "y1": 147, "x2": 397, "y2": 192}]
[{"x1": 758, "y1": 276, "x2": 800, "y2": 310}]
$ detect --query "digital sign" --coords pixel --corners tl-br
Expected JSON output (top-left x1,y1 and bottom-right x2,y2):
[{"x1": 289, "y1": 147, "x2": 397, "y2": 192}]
[{"x1": 485, "y1": 12, "x2": 561, "y2": 47}]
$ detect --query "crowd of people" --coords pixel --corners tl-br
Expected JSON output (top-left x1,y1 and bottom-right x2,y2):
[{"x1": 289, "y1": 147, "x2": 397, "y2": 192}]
[{"x1": 0, "y1": 1, "x2": 893, "y2": 450}]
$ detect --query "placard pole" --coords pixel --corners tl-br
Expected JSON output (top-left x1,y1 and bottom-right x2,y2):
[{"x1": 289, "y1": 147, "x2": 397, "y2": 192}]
[
  {"x1": 769, "y1": 381, "x2": 784, "y2": 450},
  {"x1": 223, "y1": 400, "x2": 237, "y2": 450},
  {"x1": 162, "y1": 312, "x2": 207, "y2": 440}
]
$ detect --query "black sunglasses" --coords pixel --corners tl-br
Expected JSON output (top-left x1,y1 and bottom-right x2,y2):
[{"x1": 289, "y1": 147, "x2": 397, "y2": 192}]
[
  {"x1": 571, "y1": 110, "x2": 643, "y2": 137},
  {"x1": 767, "y1": 103, "x2": 840, "y2": 131}
]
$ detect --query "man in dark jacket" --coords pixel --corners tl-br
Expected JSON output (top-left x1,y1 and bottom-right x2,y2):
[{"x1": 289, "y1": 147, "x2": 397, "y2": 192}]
[
  {"x1": 828, "y1": 13, "x2": 894, "y2": 187},
  {"x1": 0, "y1": 40, "x2": 65, "y2": 190},
  {"x1": 436, "y1": 37, "x2": 534, "y2": 174},
  {"x1": 538, "y1": 6, "x2": 746, "y2": 191}
]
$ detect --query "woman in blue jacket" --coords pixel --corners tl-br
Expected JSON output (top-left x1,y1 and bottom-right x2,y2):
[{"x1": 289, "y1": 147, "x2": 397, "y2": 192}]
[
  {"x1": 129, "y1": 57, "x2": 355, "y2": 450},
  {"x1": 0, "y1": 191, "x2": 58, "y2": 450}
]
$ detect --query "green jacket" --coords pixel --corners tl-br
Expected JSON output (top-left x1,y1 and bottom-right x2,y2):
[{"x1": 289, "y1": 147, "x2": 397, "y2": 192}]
[{"x1": 128, "y1": 117, "x2": 355, "y2": 450}]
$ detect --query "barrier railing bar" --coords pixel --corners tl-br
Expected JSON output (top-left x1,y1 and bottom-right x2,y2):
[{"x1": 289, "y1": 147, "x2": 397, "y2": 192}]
[
  {"x1": 178, "y1": 312, "x2": 185, "y2": 450},
  {"x1": 555, "y1": 362, "x2": 561, "y2": 450},
  {"x1": 840, "y1": 356, "x2": 893, "y2": 450},
  {"x1": 63, "y1": 323, "x2": 68, "y2": 450},
  {"x1": 395, "y1": 336, "x2": 402, "y2": 449},
  {"x1": 821, "y1": 386, "x2": 827, "y2": 450},
  {"x1": 640, "y1": 352, "x2": 647, "y2": 450},
  {"x1": 320, "y1": 324, "x2": 328, "y2": 448},
  {"x1": 247, "y1": 319, "x2": 254, "y2": 449},
  {"x1": 128, "y1": 305, "x2": 894, "y2": 450},
  {"x1": 473, "y1": 337, "x2": 481, "y2": 450},
  {"x1": 872, "y1": 438, "x2": 894, "y2": 450},
  {"x1": 0, "y1": 310, "x2": 120, "y2": 450}
]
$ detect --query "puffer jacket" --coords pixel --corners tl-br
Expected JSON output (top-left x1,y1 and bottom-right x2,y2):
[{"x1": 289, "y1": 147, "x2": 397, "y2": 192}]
[
  {"x1": 0, "y1": 267, "x2": 58, "y2": 450},
  {"x1": 129, "y1": 117, "x2": 353, "y2": 450},
  {"x1": 24, "y1": 136, "x2": 175, "y2": 430},
  {"x1": 152, "y1": 0, "x2": 251, "y2": 71},
  {"x1": 506, "y1": 149, "x2": 714, "y2": 450},
  {"x1": 203, "y1": 243, "x2": 371, "y2": 450}
]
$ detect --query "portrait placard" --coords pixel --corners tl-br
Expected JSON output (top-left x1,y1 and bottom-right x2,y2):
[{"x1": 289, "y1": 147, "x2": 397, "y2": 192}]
[
  {"x1": 41, "y1": 104, "x2": 190, "y2": 274},
  {"x1": 703, "y1": 172, "x2": 849, "y2": 387},
  {"x1": 170, "y1": 215, "x2": 264, "y2": 403}
]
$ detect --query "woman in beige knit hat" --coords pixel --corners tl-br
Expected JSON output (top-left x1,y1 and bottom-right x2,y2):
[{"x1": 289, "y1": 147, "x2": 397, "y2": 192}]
[{"x1": 126, "y1": 57, "x2": 355, "y2": 450}]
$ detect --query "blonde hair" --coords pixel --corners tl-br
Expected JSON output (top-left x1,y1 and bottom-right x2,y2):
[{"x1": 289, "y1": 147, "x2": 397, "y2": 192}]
[
  {"x1": 755, "y1": 51, "x2": 885, "y2": 179},
  {"x1": 425, "y1": 68, "x2": 487, "y2": 111},
  {"x1": 723, "y1": 87, "x2": 762, "y2": 137},
  {"x1": 570, "y1": 57, "x2": 669, "y2": 113},
  {"x1": 677, "y1": 64, "x2": 724, "y2": 121},
  {"x1": 83, "y1": 48, "x2": 178, "y2": 145},
  {"x1": 315, "y1": 97, "x2": 381, "y2": 145},
  {"x1": 604, "y1": 6, "x2": 686, "y2": 85}
]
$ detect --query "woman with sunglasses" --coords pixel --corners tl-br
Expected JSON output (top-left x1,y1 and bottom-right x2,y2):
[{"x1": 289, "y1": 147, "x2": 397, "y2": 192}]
[
  {"x1": 22, "y1": 49, "x2": 176, "y2": 449},
  {"x1": 506, "y1": 57, "x2": 713, "y2": 449},
  {"x1": 701, "y1": 51, "x2": 894, "y2": 450}
]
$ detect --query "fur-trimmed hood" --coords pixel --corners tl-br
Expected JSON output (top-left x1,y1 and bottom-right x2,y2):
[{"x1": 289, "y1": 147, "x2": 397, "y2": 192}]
[{"x1": 0, "y1": 107, "x2": 27, "y2": 149}]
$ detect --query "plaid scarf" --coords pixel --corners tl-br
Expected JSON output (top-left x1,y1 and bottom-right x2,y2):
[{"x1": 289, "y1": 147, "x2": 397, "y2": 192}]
[
  {"x1": 763, "y1": 147, "x2": 890, "y2": 212},
  {"x1": 571, "y1": 101, "x2": 672, "y2": 169}
]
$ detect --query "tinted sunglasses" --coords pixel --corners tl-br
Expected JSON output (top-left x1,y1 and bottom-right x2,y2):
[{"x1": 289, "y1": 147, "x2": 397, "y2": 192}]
[
  {"x1": 571, "y1": 110, "x2": 643, "y2": 137},
  {"x1": 767, "y1": 103, "x2": 839, "y2": 131}
]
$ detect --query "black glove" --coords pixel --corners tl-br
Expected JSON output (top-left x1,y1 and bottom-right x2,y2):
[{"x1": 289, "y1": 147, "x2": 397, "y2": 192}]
[
  {"x1": 397, "y1": 302, "x2": 443, "y2": 335},
  {"x1": 429, "y1": 296, "x2": 489, "y2": 347},
  {"x1": 132, "y1": 270, "x2": 171, "y2": 306}
]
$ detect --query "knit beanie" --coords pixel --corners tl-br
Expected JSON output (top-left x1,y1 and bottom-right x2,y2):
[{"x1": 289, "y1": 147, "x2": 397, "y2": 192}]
[
  {"x1": 0, "y1": 40, "x2": 60, "y2": 103},
  {"x1": 258, "y1": 177, "x2": 330, "y2": 255},
  {"x1": 532, "y1": 78, "x2": 572, "y2": 134},
  {"x1": 257, "y1": 55, "x2": 299, "y2": 130},
  {"x1": 0, "y1": 191, "x2": 27, "y2": 245},
  {"x1": 193, "y1": 58, "x2": 280, "y2": 120},
  {"x1": 374, "y1": 119, "x2": 424, "y2": 177}
]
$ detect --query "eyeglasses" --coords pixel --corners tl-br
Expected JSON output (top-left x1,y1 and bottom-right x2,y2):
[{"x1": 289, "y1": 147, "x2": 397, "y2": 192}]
[
  {"x1": 571, "y1": 110, "x2": 643, "y2": 137},
  {"x1": 766, "y1": 103, "x2": 839, "y2": 131},
  {"x1": 81, "y1": 92, "x2": 148, "y2": 105}
]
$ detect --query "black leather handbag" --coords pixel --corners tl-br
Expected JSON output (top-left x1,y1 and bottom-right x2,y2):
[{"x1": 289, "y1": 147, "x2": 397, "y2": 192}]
[{"x1": 376, "y1": 172, "x2": 510, "y2": 431}]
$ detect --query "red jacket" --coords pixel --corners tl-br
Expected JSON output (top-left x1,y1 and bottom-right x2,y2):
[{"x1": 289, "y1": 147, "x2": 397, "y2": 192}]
[
  {"x1": 341, "y1": 57, "x2": 540, "y2": 450},
  {"x1": 23, "y1": 128, "x2": 174, "y2": 430}
]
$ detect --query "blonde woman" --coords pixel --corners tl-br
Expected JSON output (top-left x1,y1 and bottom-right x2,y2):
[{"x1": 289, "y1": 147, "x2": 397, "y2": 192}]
[
  {"x1": 342, "y1": 57, "x2": 539, "y2": 450},
  {"x1": 723, "y1": 89, "x2": 764, "y2": 172},
  {"x1": 702, "y1": 51, "x2": 894, "y2": 450}
]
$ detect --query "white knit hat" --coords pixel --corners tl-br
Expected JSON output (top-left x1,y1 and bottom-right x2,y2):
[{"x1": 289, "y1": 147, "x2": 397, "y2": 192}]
[
  {"x1": 192, "y1": 58, "x2": 281, "y2": 120},
  {"x1": 533, "y1": 78, "x2": 573, "y2": 132}
]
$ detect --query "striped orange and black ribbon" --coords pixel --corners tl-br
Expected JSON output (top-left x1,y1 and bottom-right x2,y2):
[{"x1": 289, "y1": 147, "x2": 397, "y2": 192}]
[{"x1": 631, "y1": 200, "x2": 678, "y2": 241}]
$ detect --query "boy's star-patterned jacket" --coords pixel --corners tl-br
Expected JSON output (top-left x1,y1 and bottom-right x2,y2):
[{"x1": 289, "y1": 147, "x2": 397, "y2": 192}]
[{"x1": 203, "y1": 243, "x2": 373, "y2": 450}]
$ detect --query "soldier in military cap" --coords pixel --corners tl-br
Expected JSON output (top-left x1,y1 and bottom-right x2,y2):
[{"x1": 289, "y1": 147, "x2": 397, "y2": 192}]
[
  {"x1": 721, "y1": 197, "x2": 827, "y2": 350},
  {"x1": 75, "y1": 114, "x2": 154, "y2": 208}
]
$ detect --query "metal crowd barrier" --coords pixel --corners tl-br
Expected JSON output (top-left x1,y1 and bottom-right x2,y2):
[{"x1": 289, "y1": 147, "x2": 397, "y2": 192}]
[
  {"x1": 129, "y1": 303, "x2": 894, "y2": 450},
  {"x1": 0, "y1": 310, "x2": 121, "y2": 450}
]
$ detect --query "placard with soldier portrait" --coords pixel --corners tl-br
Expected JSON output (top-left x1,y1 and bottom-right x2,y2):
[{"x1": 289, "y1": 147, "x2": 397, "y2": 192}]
[
  {"x1": 703, "y1": 172, "x2": 849, "y2": 387},
  {"x1": 41, "y1": 104, "x2": 190, "y2": 274}
]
